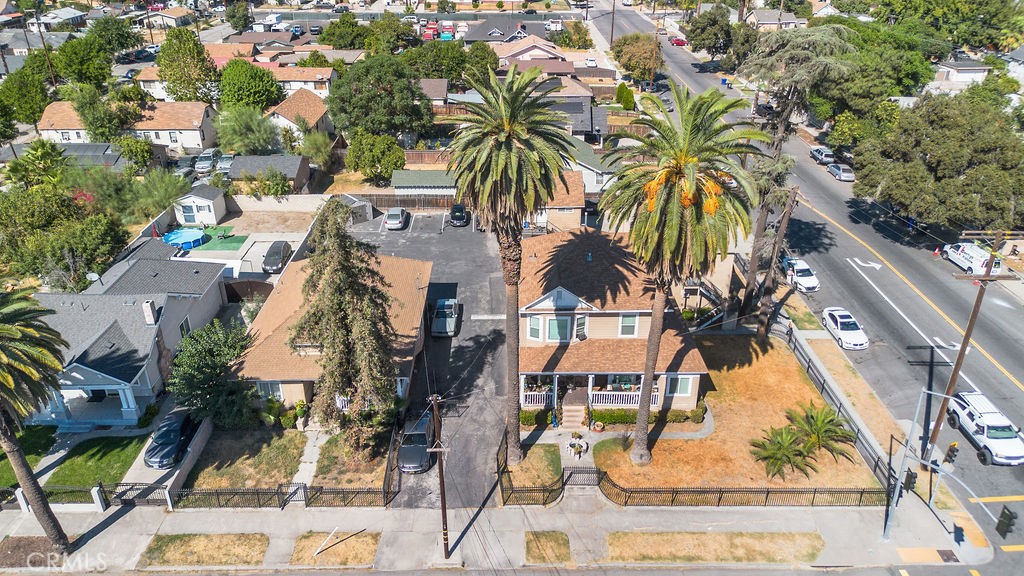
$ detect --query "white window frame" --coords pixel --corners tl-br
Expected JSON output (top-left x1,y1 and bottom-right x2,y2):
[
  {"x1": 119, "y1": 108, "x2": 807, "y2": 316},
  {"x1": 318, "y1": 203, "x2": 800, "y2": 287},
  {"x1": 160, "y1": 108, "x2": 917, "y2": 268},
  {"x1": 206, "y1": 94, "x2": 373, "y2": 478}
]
[
  {"x1": 527, "y1": 315, "x2": 541, "y2": 341},
  {"x1": 619, "y1": 314, "x2": 638, "y2": 337},
  {"x1": 254, "y1": 381, "x2": 283, "y2": 401},
  {"x1": 178, "y1": 316, "x2": 191, "y2": 339},
  {"x1": 546, "y1": 316, "x2": 571, "y2": 343},
  {"x1": 666, "y1": 375, "x2": 693, "y2": 396},
  {"x1": 169, "y1": 131, "x2": 178, "y2": 143},
  {"x1": 574, "y1": 315, "x2": 588, "y2": 340}
]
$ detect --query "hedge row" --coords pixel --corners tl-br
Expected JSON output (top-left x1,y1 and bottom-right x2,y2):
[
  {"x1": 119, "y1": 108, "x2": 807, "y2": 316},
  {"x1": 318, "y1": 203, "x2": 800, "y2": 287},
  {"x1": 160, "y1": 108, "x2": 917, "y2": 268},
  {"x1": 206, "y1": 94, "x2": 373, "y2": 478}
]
[{"x1": 520, "y1": 400, "x2": 707, "y2": 427}]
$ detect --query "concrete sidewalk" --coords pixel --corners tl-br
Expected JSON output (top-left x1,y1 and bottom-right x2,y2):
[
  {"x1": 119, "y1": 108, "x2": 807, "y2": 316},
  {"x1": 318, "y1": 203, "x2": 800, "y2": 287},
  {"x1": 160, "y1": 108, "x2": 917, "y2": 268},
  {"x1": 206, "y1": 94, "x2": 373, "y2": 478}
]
[{"x1": 0, "y1": 483, "x2": 990, "y2": 573}]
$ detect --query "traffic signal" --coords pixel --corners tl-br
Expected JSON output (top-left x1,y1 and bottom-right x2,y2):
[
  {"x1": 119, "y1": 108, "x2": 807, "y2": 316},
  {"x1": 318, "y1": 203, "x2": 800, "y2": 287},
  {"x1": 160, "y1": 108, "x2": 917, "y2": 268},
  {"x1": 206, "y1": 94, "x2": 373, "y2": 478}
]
[
  {"x1": 997, "y1": 506, "x2": 1018, "y2": 539},
  {"x1": 943, "y1": 442, "x2": 959, "y2": 464},
  {"x1": 902, "y1": 470, "x2": 918, "y2": 493}
]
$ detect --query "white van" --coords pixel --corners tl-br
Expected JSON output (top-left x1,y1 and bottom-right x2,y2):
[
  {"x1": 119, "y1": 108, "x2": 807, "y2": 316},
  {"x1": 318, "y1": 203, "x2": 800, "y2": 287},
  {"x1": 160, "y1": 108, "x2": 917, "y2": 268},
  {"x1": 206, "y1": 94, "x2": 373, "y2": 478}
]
[
  {"x1": 544, "y1": 19, "x2": 563, "y2": 32},
  {"x1": 941, "y1": 242, "x2": 1001, "y2": 275}
]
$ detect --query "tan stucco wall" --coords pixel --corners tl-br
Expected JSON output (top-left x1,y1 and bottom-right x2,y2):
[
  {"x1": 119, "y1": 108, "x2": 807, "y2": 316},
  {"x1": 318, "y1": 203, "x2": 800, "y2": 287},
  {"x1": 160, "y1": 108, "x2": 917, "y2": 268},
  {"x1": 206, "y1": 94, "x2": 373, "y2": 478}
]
[
  {"x1": 280, "y1": 381, "x2": 313, "y2": 406},
  {"x1": 547, "y1": 208, "x2": 582, "y2": 231}
]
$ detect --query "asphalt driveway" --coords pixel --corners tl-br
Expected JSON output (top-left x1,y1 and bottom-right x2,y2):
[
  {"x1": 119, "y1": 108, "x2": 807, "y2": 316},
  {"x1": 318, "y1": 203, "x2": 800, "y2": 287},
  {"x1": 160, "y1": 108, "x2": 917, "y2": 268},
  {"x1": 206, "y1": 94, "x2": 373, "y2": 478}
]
[{"x1": 349, "y1": 209, "x2": 507, "y2": 509}]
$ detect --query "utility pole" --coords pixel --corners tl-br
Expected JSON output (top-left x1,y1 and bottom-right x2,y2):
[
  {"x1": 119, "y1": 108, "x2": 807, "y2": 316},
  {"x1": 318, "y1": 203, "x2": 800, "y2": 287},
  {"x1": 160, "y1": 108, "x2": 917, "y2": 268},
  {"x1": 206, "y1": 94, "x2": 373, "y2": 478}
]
[
  {"x1": 427, "y1": 394, "x2": 450, "y2": 560},
  {"x1": 756, "y1": 185, "x2": 798, "y2": 340},
  {"x1": 924, "y1": 230, "x2": 1021, "y2": 462},
  {"x1": 610, "y1": 0, "x2": 617, "y2": 45},
  {"x1": 29, "y1": 5, "x2": 57, "y2": 88}
]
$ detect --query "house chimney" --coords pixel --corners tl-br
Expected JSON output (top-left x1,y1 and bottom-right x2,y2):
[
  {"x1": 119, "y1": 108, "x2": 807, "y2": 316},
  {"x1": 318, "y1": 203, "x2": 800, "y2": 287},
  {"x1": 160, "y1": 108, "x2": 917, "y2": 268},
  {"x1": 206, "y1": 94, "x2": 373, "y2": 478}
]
[{"x1": 142, "y1": 299, "x2": 158, "y2": 326}]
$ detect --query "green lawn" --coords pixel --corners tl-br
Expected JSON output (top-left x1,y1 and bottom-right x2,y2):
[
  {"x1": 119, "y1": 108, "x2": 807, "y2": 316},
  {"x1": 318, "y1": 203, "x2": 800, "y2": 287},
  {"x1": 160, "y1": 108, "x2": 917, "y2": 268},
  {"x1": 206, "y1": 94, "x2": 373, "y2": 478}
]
[
  {"x1": 188, "y1": 226, "x2": 249, "y2": 251},
  {"x1": 0, "y1": 426, "x2": 57, "y2": 488},
  {"x1": 44, "y1": 435, "x2": 147, "y2": 487}
]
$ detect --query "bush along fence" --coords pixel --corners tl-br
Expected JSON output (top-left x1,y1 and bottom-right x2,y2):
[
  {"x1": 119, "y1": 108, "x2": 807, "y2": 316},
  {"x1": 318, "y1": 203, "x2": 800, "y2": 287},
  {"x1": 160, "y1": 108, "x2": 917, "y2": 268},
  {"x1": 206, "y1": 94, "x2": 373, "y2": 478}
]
[{"x1": 496, "y1": 431, "x2": 886, "y2": 508}]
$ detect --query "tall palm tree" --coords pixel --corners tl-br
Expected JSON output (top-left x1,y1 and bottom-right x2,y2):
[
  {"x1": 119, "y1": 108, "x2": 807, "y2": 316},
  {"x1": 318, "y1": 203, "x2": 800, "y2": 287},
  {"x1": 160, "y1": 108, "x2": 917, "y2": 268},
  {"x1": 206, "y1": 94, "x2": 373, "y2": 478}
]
[
  {"x1": 0, "y1": 286, "x2": 70, "y2": 553},
  {"x1": 600, "y1": 83, "x2": 767, "y2": 465},
  {"x1": 446, "y1": 66, "x2": 575, "y2": 464}
]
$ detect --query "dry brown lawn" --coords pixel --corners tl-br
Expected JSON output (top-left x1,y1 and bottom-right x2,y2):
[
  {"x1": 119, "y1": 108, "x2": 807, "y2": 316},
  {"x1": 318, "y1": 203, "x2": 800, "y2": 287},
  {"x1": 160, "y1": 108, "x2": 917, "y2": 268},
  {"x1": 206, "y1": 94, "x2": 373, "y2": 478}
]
[
  {"x1": 218, "y1": 210, "x2": 316, "y2": 234},
  {"x1": 138, "y1": 534, "x2": 268, "y2": 567},
  {"x1": 593, "y1": 336, "x2": 878, "y2": 488},
  {"x1": 0, "y1": 537, "x2": 62, "y2": 568},
  {"x1": 607, "y1": 532, "x2": 824, "y2": 564},
  {"x1": 507, "y1": 444, "x2": 561, "y2": 486},
  {"x1": 313, "y1": 435, "x2": 386, "y2": 487},
  {"x1": 323, "y1": 172, "x2": 377, "y2": 196},
  {"x1": 525, "y1": 531, "x2": 571, "y2": 565},
  {"x1": 290, "y1": 531, "x2": 380, "y2": 567},
  {"x1": 185, "y1": 429, "x2": 305, "y2": 489}
]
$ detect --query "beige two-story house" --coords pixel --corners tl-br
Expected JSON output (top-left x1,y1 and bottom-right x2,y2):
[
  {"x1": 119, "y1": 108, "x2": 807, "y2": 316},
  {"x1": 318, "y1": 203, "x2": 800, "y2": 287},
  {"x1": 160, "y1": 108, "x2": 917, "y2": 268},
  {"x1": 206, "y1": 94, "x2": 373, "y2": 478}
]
[{"x1": 518, "y1": 230, "x2": 707, "y2": 415}]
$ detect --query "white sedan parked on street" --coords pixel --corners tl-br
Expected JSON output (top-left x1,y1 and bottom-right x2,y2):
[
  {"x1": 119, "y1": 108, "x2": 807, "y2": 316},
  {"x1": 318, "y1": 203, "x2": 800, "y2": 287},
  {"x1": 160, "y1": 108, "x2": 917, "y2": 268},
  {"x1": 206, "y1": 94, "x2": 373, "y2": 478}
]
[
  {"x1": 781, "y1": 257, "x2": 820, "y2": 293},
  {"x1": 821, "y1": 307, "x2": 869, "y2": 350}
]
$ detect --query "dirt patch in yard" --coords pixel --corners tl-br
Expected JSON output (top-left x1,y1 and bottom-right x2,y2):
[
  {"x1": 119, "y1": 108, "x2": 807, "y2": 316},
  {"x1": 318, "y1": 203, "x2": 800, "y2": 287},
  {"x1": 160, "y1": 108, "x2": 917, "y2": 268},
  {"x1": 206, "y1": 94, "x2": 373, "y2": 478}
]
[
  {"x1": 525, "y1": 531, "x2": 571, "y2": 565},
  {"x1": 313, "y1": 435, "x2": 386, "y2": 487},
  {"x1": 607, "y1": 532, "x2": 824, "y2": 564},
  {"x1": 507, "y1": 444, "x2": 561, "y2": 486},
  {"x1": 290, "y1": 531, "x2": 380, "y2": 566},
  {"x1": 593, "y1": 336, "x2": 878, "y2": 488},
  {"x1": 138, "y1": 534, "x2": 268, "y2": 567},
  {"x1": 323, "y1": 172, "x2": 377, "y2": 196},
  {"x1": 0, "y1": 537, "x2": 62, "y2": 568},
  {"x1": 218, "y1": 211, "x2": 316, "y2": 234},
  {"x1": 185, "y1": 428, "x2": 305, "y2": 489}
]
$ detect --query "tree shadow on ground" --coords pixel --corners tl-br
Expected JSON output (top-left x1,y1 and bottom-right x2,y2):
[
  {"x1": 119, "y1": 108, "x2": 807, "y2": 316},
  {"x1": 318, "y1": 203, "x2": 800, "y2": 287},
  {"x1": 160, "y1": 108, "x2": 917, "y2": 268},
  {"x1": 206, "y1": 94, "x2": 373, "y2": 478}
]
[
  {"x1": 786, "y1": 218, "x2": 837, "y2": 257},
  {"x1": 692, "y1": 332, "x2": 772, "y2": 372},
  {"x1": 844, "y1": 198, "x2": 957, "y2": 252}
]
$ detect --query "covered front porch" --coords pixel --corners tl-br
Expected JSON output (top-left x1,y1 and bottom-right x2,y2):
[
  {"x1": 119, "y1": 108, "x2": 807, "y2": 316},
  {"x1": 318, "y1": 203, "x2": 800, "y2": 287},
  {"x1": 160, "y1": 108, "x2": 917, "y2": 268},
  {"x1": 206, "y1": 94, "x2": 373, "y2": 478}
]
[
  {"x1": 28, "y1": 386, "x2": 145, "y2": 432},
  {"x1": 520, "y1": 373, "x2": 663, "y2": 410}
]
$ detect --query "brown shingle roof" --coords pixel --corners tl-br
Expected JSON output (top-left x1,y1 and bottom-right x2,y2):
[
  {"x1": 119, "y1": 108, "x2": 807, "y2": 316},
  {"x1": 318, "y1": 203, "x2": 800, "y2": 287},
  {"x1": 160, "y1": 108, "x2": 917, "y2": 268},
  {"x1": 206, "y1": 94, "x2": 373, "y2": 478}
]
[
  {"x1": 134, "y1": 102, "x2": 210, "y2": 130},
  {"x1": 519, "y1": 318, "x2": 707, "y2": 374},
  {"x1": 493, "y1": 35, "x2": 561, "y2": 60},
  {"x1": 39, "y1": 101, "x2": 84, "y2": 131},
  {"x1": 205, "y1": 43, "x2": 256, "y2": 58},
  {"x1": 546, "y1": 171, "x2": 585, "y2": 208},
  {"x1": 158, "y1": 6, "x2": 192, "y2": 18},
  {"x1": 136, "y1": 66, "x2": 160, "y2": 81},
  {"x1": 234, "y1": 255, "x2": 433, "y2": 383},
  {"x1": 418, "y1": 78, "x2": 448, "y2": 101},
  {"x1": 270, "y1": 66, "x2": 334, "y2": 82},
  {"x1": 520, "y1": 230, "x2": 653, "y2": 311},
  {"x1": 267, "y1": 88, "x2": 327, "y2": 126}
]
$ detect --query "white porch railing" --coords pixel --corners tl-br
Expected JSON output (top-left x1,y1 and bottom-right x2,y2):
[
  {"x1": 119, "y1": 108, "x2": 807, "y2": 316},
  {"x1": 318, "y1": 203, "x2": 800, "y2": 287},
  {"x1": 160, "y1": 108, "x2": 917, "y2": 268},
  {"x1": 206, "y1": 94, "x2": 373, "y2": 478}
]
[
  {"x1": 523, "y1": 391, "x2": 554, "y2": 408},
  {"x1": 589, "y1": 391, "x2": 660, "y2": 408}
]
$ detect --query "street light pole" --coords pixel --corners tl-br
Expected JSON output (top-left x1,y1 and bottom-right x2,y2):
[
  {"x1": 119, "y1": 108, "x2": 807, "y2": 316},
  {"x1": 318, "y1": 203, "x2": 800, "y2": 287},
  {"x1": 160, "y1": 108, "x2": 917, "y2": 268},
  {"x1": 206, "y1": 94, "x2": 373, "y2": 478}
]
[{"x1": 428, "y1": 394, "x2": 450, "y2": 559}]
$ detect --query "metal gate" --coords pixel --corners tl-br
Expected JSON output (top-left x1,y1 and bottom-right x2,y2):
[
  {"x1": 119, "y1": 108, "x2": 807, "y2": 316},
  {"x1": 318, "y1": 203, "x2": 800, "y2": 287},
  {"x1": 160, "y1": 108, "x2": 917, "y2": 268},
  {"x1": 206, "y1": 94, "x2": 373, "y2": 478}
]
[
  {"x1": 563, "y1": 466, "x2": 602, "y2": 486},
  {"x1": 100, "y1": 483, "x2": 167, "y2": 507},
  {"x1": 278, "y1": 483, "x2": 307, "y2": 509}
]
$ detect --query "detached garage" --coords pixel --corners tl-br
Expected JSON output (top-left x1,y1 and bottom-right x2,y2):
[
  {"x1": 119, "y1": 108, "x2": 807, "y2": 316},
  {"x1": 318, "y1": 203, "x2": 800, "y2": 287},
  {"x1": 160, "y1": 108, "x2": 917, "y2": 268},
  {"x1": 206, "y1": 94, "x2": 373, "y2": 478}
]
[{"x1": 391, "y1": 170, "x2": 456, "y2": 196}]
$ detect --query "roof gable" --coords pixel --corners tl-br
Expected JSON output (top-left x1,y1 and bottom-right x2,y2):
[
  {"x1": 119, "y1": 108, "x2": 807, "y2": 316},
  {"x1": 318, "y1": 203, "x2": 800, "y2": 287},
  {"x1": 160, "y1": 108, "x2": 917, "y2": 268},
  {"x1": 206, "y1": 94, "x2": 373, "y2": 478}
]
[{"x1": 523, "y1": 286, "x2": 597, "y2": 311}]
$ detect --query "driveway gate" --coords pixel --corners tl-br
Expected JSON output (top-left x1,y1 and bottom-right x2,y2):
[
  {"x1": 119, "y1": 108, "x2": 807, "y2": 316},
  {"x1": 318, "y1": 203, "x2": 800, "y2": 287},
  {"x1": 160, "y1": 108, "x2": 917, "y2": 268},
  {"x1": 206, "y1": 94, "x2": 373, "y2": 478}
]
[
  {"x1": 100, "y1": 483, "x2": 167, "y2": 507},
  {"x1": 562, "y1": 466, "x2": 601, "y2": 486}
]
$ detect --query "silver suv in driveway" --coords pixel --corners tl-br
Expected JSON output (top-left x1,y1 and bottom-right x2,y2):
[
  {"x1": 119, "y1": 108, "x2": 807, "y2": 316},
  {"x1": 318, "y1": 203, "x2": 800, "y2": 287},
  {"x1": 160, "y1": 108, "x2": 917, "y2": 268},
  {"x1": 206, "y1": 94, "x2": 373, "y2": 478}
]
[{"x1": 398, "y1": 412, "x2": 434, "y2": 474}]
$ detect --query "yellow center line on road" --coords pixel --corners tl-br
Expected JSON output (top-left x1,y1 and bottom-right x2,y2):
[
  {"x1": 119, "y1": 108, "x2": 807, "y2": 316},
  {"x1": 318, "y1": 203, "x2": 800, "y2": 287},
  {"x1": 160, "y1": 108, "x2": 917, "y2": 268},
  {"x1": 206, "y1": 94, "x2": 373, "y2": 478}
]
[
  {"x1": 1001, "y1": 545, "x2": 1024, "y2": 552},
  {"x1": 800, "y1": 200, "x2": 1024, "y2": 394},
  {"x1": 969, "y1": 495, "x2": 1024, "y2": 503},
  {"x1": 898, "y1": 570, "x2": 909, "y2": 576}
]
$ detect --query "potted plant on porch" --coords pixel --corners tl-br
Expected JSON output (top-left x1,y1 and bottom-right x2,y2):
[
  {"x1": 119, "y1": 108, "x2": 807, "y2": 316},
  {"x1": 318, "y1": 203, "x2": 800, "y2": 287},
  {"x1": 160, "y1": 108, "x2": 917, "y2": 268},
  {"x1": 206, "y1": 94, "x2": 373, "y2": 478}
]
[{"x1": 295, "y1": 400, "x2": 309, "y2": 430}]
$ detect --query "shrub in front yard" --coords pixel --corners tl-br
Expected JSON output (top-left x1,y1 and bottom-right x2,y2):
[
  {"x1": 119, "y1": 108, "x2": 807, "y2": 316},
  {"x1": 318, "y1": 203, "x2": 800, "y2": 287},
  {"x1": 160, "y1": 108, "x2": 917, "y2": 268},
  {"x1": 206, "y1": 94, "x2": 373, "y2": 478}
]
[
  {"x1": 520, "y1": 408, "x2": 552, "y2": 426},
  {"x1": 591, "y1": 407, "x2": 701, "y2": 425},
  {"x1": 280, "y1": 409, "x2": 297, "y2": 430}
]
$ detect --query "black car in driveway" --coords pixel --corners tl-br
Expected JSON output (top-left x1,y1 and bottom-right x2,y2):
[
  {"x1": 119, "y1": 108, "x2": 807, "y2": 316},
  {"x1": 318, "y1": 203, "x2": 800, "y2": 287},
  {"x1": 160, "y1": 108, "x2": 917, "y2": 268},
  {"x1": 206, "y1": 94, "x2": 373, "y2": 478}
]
[
  {"x1": 398, "y1": 412, "x2": 434, "y2": 474},
  {"x1": 261, "y1": 241, "x2": 293, "y2": 274},
  {"x1": 144, "y1": 408, "x2": 197, "y2": 470},
  {"x1": 449, "y1": 203, "x2": 469, "y2": 227}
]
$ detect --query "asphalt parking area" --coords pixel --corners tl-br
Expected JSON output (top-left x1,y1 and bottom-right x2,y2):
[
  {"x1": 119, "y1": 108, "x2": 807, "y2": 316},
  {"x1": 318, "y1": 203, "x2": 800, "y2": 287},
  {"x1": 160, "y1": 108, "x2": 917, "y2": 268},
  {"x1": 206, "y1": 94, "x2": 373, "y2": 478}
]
[{"x1": 350, "y1": 210, "x2": 507, "y2": 509}]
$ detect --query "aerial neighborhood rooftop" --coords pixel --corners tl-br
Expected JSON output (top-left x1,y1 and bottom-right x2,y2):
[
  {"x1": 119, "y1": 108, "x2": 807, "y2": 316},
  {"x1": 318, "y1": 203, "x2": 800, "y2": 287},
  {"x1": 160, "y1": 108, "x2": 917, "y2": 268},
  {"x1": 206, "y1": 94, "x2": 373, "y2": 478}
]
[{"x1": 0, "y1": 0, "x2": 1021, "y2": 572}]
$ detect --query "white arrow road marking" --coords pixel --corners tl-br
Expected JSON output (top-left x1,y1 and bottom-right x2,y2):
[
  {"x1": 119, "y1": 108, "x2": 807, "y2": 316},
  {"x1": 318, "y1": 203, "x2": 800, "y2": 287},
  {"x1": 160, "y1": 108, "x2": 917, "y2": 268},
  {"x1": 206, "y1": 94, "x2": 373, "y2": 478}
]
[
  {"x1": 853, "y1": 257, "x2": 882, "y2": 270},
  {"x1": 845, "y1": 258, "x2": 978, "y2": 392}
]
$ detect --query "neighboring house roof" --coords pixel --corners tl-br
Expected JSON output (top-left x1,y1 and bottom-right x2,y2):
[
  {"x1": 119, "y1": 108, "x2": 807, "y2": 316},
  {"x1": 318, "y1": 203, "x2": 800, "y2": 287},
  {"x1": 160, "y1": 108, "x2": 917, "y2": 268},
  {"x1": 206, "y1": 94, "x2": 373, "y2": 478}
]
[
  {"x1": 134, "y1": 102, "x2": 211, "y2": 131},
  {"x1": 0, "y1": 30, "x2": 76, "y2": 51},
  {"x1": 0, "y1": 142, "x2": 130, "y2": 171},
  {"x1": 1006, "y1": 46, "x2": 1024, "y2": 63},
  {"x1": 493, "y1": 35, "x2": 562, "y2": 60},
  {"x1": 748, "y1": 9, "x2": 798, "y2": 24},
  {"x1": 270, "y1": 66, "x2": 334, "y2": 82},
  {"x1": 273, "y1": 48, "x2": 364, "y2": 64},
  {"x1": 267, "y1": 88, "x2": 328, "y2": 127},
  {"x1": 463, "y1": 18, "x2": 547, "y2": 43},
  {"x1": 228, "y1": 154, "x2": 307, "y2": 180},
  {"x1": 418, "y1": 78, "x2": 448, "y2": 101},
  {"x1": 519, "y1": 230, "x2": 652, "y2": 311},
  {"x1": 937, "y1": 60, "x2": 991, "y2": 71},
  {"x1": 557, "y1": 76, "x2": 594, "y2": 98},
  {"x1": 547, "y1": 171, "x2": 585, "y2": 208},
  {"x1": 518, "y1": 316, "x2": 708, "y2": 375},
  {"x1": 205, "y1": 43, "x2": 256, "y2": 58},
  {"x1": 548, "y1": 100, "x2": 607, "y2": 134},
  {"x1": 41, "y1": 7, "x2": 85, "y2": 22},
  {"x1": 34, "y1": 292, "x2": 167, "y2": 384},
  {"x1": 0, "y1": 54, "x2": 27, "y2": 75},
  {"x1": 88, "y1": 258, "x2": 225, "y2": 297},
  {"x1": 230, "y1": 31, "x2": 307, "y2": 46},
  {"x1": 39, "y1": 101, "x2": 85, "y2": 131},
  {"x1": 567, "y1": 137, "x2": 614, "y2": 172},
  {"x1": 136, "y1": 66, "x2": 160, "y2": 81},
  {"x1": 180, "y1": 184, "x2": 224, "y2": 202},
  {"x1": 158, "y1": 6, "x2": 192, "y2": 18},
  {"x1": 233, "y1": 255, "x2": 433, "y2": 382},
  {"x1": 392, "y1": 169, "x2": 456, "y2": 189},
  {"x1": 505, "y1": 58, "x2": 575, "y2": 75}
]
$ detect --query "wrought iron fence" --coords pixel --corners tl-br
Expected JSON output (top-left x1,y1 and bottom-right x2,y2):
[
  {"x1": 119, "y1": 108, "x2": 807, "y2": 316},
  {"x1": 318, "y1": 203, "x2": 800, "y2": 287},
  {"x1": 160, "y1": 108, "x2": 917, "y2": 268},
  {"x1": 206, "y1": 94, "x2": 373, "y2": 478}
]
[
  {"x1": 598, "y1": 475, "x2": 886, "y2": 507},
  {"x1": 381, "y1": 424, "x2": 401, "y2": 507},
  {"x1": 306, "y1": 485, "x2": 388, "y2": 507},
  {"x1": 0, "y1": 488, "x2": 17, "y2": 510},
  {"x1": 172, "y1": 487, "x2": 282, "y2": 509},
  {"x1": 43, "y1": 485, "x2": 94, "y2": 505},
  {"x1": 99, "y1": 483, "x2": 166, "y2": 507},
  {"x1": 495, "y1": 431, "x2": 563, "y2": 506}
]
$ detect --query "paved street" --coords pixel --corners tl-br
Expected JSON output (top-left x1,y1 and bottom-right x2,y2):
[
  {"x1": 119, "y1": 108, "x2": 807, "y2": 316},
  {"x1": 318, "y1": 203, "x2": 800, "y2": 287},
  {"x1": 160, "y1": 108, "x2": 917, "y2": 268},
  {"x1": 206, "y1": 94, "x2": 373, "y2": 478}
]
[
  {"x1": 349, "y1": 209, "x2": 507, "y2": 509},
  {"x1": 587, "y1": 2, "x2": 1024, "y2": 571}
]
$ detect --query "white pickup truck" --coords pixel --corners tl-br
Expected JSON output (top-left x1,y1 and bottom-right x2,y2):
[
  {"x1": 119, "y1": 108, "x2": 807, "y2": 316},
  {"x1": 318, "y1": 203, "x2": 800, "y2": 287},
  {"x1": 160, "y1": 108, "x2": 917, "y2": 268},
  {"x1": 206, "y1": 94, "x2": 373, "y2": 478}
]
[{"x1": 946, "y1": 392, "x2": 1024, "y2": 466}]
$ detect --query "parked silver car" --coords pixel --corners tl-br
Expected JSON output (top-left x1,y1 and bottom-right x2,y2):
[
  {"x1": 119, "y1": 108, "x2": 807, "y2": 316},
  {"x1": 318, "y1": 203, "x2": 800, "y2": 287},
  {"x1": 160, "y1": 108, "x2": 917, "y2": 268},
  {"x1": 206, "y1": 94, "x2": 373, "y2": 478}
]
[
  {"x1": 809, "y1": 146, "x2": 835, "y2": 164},
  {"x1": 398, "y1": 412, "x2": 434, "y2": 474},
  {"x1": 430, "y1": 298, "x2": 458, "y2": 337},
  {"x1": 826, "y1": 163, "x2": 855, "y2": 182},
  {"x1": 194, "y1": 148, "x2": 221, "y2": 174}
]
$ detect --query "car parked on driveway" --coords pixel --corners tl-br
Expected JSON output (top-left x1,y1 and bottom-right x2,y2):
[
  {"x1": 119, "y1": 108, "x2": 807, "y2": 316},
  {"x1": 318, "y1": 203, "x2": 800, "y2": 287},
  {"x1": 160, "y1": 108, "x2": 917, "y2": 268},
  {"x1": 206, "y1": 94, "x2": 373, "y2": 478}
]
[
  {"x1": 144, "y1": 44, "x2": 160, "y2": 55},
  {"x1": 449, "y1": 204, "x2": 469, "y2": 227},
  {"x1": 262, "y1": 241, "x2": 293, "y2": 274},
  {"x1": 194, "y1": 148, "x2": 221, "y2": 173},
  {"x1": 216, "y1": 153, "x2": 234, "y2": 173},
  {"x1": 398, "y1": 412, "x2": 435, "y2": 474},
  {"x1": 821, "y1": 307, "x2": 868, "y2": 350},
  {"x1": 809, "y1": 146, "x2": 834, "y2": 164},
  {"x1": 384, "y1": 207, "x2": 408, "y2": 230},
  {"x1": 309, "y1": 24, "x2": 322, "y2": 34},
  {"x1": 827, "y1": 163, "x2": 855, "y2": 182},
  {"x1": 431, "y1": 298, "x2": 459, "y2": 337},
  {"x1": 144, "y1": 408, "x2": 197, "y2": 470}
]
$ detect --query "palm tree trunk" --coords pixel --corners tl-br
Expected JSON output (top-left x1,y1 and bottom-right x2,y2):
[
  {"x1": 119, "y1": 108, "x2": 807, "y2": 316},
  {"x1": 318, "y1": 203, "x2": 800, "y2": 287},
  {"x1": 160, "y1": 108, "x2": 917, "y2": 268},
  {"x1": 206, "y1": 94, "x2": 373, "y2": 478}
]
[
  {"x1": 631, "y1": 287, "x2": 667, "y2": 465},
  {"x1": 0, "y1": 421, "x2": 69, "y2": 554},
  {"x1": 740, "y1": 204, "x2": 770, "y2": 316},
  {"x1": 496, "y1": 229, "x2": 524, "y2": 465},
  {"x1": 756, "y1": 186, "x2": 798, "y2": 340}
]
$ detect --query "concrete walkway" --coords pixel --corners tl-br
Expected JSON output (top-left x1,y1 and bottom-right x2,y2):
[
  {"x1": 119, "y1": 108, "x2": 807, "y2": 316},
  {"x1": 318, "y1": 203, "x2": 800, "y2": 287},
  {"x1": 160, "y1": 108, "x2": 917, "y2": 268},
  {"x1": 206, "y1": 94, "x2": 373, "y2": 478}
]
[{"x1": 291, "y1": 429, "x2": 330, "y2": 485}]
